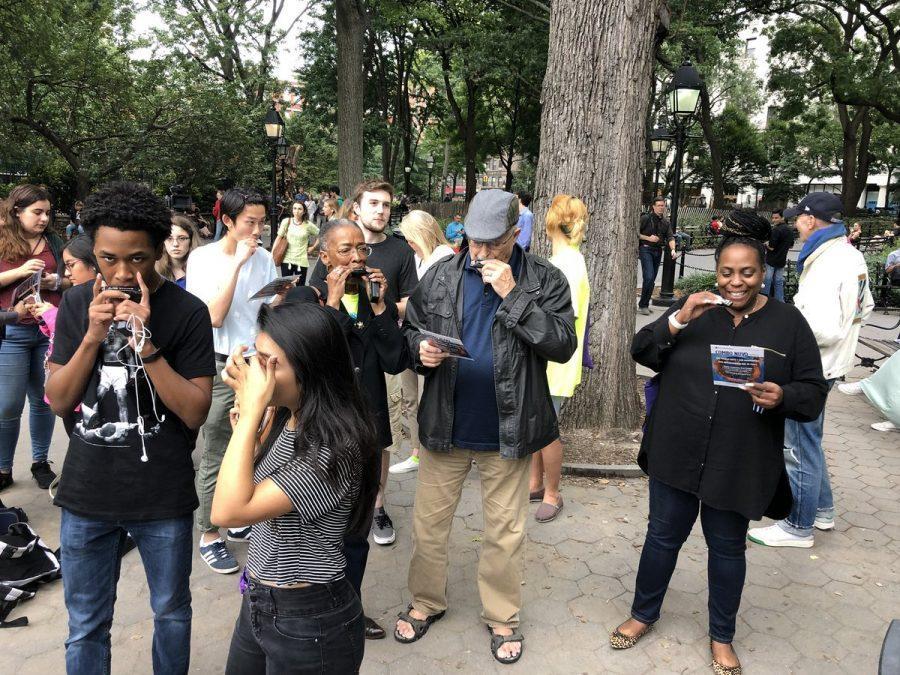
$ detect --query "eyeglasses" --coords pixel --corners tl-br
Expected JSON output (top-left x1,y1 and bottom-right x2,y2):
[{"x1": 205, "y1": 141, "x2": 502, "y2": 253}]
[
  {"x1": 336, "y1": 244, "x2": 373, "y2": 256},
  {"x1": 469, "y1": 228, "x2": 517, "y2": 251},
  {"x1": 167, "y1": 235, "x2": 191, "y2": 245}
]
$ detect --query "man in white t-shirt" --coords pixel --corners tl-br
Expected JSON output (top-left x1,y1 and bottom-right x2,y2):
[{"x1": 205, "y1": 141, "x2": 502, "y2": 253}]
[{"x1": 187, "y1": 188, "x2": 278, "y2": 573}]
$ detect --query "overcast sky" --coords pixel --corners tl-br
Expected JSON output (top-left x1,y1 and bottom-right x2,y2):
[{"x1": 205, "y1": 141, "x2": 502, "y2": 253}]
[{"x1": 132, "y1": 0, "x2": 316, "y2": 82}]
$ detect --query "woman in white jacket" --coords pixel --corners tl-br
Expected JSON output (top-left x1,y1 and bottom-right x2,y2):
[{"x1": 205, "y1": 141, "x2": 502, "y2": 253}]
[{"x1": 749, "y1": 192, "x2": 874, "y2": 549}]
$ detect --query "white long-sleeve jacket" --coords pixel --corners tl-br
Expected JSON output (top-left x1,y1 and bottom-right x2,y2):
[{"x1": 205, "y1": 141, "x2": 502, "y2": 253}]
[{"x1": 793, "y1": 237, "x2": 875, "y2": 380}]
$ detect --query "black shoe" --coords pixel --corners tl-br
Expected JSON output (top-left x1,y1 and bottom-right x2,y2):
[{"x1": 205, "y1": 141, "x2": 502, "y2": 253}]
[
  {"x1": 31, "y1": 461, "x2": 56, "y2": 490},
  {"x1": 0, "y1": 472, "x2": 12, "y2": 492},
  {"x1": 365, "y1": 615, "x2": 386, "y2": 640}
]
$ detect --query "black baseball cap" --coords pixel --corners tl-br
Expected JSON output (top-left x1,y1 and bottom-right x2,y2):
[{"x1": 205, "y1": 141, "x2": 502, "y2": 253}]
[{"x1": 783, "y1": 192, "x2": 843, "y2": 222}]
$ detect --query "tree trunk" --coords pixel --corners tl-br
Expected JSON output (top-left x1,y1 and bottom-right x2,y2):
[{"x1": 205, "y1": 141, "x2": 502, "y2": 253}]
[
  {"x1": 698, "y1": 84, "x2": 726, "y2": 208},
  {"x1": 837, "y1": 104, "x2": 871, "y2": 216},
  {"x1": 336, "y1": 0, "x2": 366, "y2": 197},
  {"x1": 533, "y1": 0, "x2": 661, "y2": 431},
  {"x1": 440, "y1": 139, "x2": 450, "y2": 199}
]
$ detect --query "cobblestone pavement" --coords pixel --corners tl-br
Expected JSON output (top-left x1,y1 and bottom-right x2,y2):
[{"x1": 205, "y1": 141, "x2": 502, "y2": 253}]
[{"x1": 2, "y1": 314, "x2": 898, "y2": 673}]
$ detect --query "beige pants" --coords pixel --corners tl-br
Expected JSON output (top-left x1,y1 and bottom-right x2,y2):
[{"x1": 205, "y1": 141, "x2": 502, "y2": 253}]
[
  {"x1": 407, "y1": 447, "x2": 530, "y2": 629},
  {"x1": 386, "y1": 369, "x2": 420, "y2": 453}
]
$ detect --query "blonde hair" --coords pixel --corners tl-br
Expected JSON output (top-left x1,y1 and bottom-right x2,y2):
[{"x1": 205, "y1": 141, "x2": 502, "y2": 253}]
[
  {"x1": 545, "y1": 194, "x2": 588, "y2": 245},
  {"x1": 399, "y1": 210, "x2": 450, "y2": 259},
  {"x1": 156, "y1": 214, "x2": 200, "y2": 280},
  {"x1": 337, "y1": 200, "x2": 357, "y2": 221},
  {"x1": 321, "y1": 198, "x2": 339, "y2": 219}
]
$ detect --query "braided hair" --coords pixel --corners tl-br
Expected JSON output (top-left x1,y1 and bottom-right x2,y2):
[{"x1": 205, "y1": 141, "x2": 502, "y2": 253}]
[{"x1": 714, "y1": 208, "x2": 772, "y2": 268}]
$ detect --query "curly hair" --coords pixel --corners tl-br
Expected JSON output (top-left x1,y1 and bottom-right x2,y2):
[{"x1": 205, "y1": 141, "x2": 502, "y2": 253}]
[
  {"x1": 81, "y1": 182, "x2": 172, "y2": 248},
  {"x1": 715, "y1": 208, "x2": 772, "y2": 268}
]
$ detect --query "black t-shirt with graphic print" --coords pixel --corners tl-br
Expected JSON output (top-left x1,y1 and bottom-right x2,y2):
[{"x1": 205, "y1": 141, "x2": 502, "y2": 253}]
[{"x1": 50, "y1": 280, "x2": 215, "y2": 521}]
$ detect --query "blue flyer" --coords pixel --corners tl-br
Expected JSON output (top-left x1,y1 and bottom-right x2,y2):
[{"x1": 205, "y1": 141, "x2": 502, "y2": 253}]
[{"x1": 710, "y1": 345, "x2": 765, "y2": 389}]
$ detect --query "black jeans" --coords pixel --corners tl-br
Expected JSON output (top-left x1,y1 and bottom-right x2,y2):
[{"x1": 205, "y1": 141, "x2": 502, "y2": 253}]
[
  {"x1": 225, "y1": 577, "x2": 364, "y2": 674},
  {"x1": 280, "y1": 263, "x2": 308, "y2": 285},
  {"x1": 631, "y1": 478, "x2": 749, "y2": 643},
  {"x1": 638, "y1": 245, "x2": 662, "y2": 308}
]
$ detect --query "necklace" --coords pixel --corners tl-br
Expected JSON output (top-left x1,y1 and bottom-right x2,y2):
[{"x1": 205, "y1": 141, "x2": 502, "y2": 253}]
[
  {"x1": 28, "y1": 235, "x2": 45, "y2": 256},
  {"x1": 726, "y1": 294, "x2": 762, "y2": 321}
]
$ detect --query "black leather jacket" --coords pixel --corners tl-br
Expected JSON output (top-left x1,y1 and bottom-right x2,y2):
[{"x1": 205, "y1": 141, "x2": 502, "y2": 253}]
[{"x1": 403, "y1": 248, "x2": 576, "y2": 459}]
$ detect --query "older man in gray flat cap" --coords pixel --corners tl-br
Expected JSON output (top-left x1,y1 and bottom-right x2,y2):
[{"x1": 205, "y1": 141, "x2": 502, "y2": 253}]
[{"x1": 394, "y1": 189, "x2": 576, "y2": 664}]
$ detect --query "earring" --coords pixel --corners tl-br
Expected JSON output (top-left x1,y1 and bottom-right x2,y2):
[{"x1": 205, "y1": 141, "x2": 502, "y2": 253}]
[{"x1": 761, "y1": 283, "x2": 766, "y2": 288}]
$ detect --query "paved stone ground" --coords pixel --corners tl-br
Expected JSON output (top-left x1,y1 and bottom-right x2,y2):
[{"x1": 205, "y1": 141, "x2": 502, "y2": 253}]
[{"x1": 2, "y1": 311, "x2": 898, "y2": 674}]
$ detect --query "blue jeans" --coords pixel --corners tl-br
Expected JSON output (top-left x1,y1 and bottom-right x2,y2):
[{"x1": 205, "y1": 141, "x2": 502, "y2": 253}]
[
  {"x1": 763, "y1": 264, "x2": 785, "y2": 302},
  {"x1": 0, "y1": 323, "x2": 55, "y2": 471},
  {"x1": 225, "y1": 577, "x2": 364, "y2": 674},
  {"x1": 61, "y1": 509, "x2": 193, "y2": 675},
  {"x1": 631, "y1": 478, "x2": 749, "y2": 643},
  {"x1": 780, "y1": 380, "x2": 836, "y2": 536},
  {"x1": 213, "y1": 219, "x2": 225, "y2": 241},
  {"x1": 638, "y1": 246, "x2": 662, "y2": 308}
]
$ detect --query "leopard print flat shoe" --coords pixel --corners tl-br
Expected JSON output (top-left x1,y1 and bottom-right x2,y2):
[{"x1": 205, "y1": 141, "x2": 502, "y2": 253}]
[{"x1": 609, "y1": 622, "x2": 652, "y2": 649}]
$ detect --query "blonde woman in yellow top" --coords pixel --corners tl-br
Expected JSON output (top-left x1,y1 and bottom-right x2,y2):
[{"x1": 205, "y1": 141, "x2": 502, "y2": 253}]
[{"x1": 530, "y1": 195, "x2": 591, "y2": 523}]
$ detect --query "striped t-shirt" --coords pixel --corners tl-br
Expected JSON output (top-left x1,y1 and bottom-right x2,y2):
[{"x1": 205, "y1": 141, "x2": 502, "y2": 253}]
[{"x1": 246, "y1": 425, "x2": 360, "y2": 586}]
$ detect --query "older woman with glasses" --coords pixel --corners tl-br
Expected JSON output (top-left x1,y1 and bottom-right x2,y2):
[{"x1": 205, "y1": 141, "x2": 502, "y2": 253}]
[{"x1": 157, "y1": 215, "x2": 201, "y2": 289}]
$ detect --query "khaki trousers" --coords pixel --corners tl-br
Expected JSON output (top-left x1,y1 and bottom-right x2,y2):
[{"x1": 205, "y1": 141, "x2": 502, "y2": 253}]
[
  {"x1": 195, "y1": 367, "x2": 234, "y2": 532},
  {"x1": 386, "y1": 370, "x2": 420, "y2": 453},
  {"x1": 408, "y1": 447, "x2": 530, "y2": 629}
]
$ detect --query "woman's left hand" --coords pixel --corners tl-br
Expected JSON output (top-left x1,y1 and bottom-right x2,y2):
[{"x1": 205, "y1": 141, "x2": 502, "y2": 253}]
[
  {"x1": 744, "y1": 381, "x2": 783, "y2": 409},
  {"x1": 223, "y1": 345, "x2": 277, "y2": 416}
]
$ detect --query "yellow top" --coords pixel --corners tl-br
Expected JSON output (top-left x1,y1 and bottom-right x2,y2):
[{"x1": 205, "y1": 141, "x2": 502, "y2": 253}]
[
  {"x1": 341, "y1": 293, "x2": 360, "y2": 320},
  {"x1": 546, "y1": 245, "x2": 590, "y2": 397}
]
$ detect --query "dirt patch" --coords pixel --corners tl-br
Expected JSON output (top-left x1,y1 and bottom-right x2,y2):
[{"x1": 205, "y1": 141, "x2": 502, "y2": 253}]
[{"x1": 560, "y1": 427, "x2": 641, "y2": 466}]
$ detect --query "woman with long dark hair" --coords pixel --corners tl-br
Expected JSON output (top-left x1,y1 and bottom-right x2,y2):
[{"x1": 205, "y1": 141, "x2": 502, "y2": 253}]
[
  {"x1": 611, "y1": 210, "x2": 828, "y2": 674},
  {"x1": 0, "y1": 184, "x2": 68, "y2": 491},
  {"x1": 212, "y1": 301, "x2": 379, "y2": 674},
  {"x1": 156, "y1": 214, "x2": 201, "y2": 289},
  {"x1": 273, "y1": 201, "x2": 319, "y2": 281}
]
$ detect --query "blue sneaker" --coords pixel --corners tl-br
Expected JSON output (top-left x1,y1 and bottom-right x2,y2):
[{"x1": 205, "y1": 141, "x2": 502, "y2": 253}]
[
  {"x1": 199, "y1": 538, "x2": 240, "y2": 574},
  {"x1": 227, "y1": 526, "x2": 252, "y2": 543}
]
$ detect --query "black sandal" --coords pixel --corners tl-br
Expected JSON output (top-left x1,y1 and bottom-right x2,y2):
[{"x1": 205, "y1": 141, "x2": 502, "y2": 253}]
[
  {"x1": 393, "y1": 605, "x2": 446, "y2": 644},
  {"x1": 487, "y1": 625, "x2": 525, "y2": 665}
]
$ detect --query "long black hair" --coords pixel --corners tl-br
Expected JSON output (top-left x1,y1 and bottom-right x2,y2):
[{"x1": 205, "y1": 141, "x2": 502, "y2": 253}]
[
  {"x1": 63, "y1": 234, "x2": 98, "y2": 270},
  {"x1": 255, "y1": 302, "x2": 379, "y2": 534},
  {"x1": 714, "y1": 208, "x2": 772, "y2": 268}
]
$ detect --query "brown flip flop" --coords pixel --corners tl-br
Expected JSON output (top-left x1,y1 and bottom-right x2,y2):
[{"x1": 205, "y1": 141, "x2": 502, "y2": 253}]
[{"x1": 534, "y1": 496, "x2": 563, "y2": 523}]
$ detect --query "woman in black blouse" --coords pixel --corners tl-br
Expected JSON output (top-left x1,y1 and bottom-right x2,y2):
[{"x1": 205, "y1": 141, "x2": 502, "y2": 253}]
[
  {"x1": 611, "y1": 210, "x2": 828, "y2": 675},
  {"x1": 212, "y1": 302, "x2": 379, "y2": 674}
]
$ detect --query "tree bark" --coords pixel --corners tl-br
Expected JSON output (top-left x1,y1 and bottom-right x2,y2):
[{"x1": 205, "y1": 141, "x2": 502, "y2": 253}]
[
  {"x1": 533, "y1": 0, "x2": 662, "y2": 431},
  {"x1": 336, "y1": 0, "x2": 366, "y2": 197},
  {"x1": 837, "y1": 104, "x2": 872, "y2": 216}
]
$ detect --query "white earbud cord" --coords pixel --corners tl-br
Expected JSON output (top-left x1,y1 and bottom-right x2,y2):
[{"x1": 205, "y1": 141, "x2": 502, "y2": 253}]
[{"x1": 113, "y1": 314, "x2": 166, "y2": 463}]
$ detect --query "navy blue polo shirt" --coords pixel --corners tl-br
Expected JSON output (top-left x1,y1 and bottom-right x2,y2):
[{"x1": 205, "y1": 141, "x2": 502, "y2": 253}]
[{"x1": 451, "y1": 246, "x2": 523, "y2": 451}]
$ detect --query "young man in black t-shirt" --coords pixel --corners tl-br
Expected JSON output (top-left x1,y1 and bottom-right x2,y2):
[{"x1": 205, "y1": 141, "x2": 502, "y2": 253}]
[
  {"x1": 763, "y1": 209, "x2": 795, "y2": 302},
  {"x1": 46, "y1": 182, "x2": 215, "y2": 675}
]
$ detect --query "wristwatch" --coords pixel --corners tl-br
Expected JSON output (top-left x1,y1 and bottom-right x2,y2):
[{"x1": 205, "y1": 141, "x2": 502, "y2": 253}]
[{"x1": 140, "y1": 348, "x2": 163, "y2": 363}]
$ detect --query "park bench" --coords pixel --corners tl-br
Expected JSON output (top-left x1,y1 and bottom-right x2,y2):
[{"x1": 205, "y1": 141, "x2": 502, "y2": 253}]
[
  {"x1": 857, "y1": 308, "x2": 900, "y2": 370},
  {"x1": 858, "y1": 235, "x2": 893, "y2": 254}
]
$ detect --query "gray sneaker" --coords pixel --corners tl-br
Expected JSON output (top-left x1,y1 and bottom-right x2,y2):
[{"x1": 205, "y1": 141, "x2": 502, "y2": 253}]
[
  {"x1": 638, "y1": 307, "x2": 651, "y2": 315},
  {"x1": 372, "y1": 507, "x2": 396, "y2": 545},
  {"x1": 199, "y1": 538, "x2": 240, "y2": 574}
]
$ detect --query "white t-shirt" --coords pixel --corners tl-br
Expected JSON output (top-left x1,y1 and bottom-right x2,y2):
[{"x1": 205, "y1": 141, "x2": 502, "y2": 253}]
[{"x1": 186, "y1": 241, "x2": 278, "y2": 355}]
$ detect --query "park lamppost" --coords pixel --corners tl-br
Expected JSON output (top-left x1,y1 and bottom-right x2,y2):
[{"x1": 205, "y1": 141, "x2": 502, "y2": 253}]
[
  {"x1": 404, "y1": 165, "x2": 411, "y2": 196},
  {"x1": 426, "y1": 155, "x2": 435, "y2": 202},
  {"x1": 650, "y1": 127, "x2": 671, "y2": 200},
  {"x1": 653, "y1": 60, "x2": 702, "y2": 307},
  {"x1": 264, "y1": 102, "x2": 285, "y2": 248},
  {"x1": 276, "y1": 135, "x2": 288, "y2": 207}
]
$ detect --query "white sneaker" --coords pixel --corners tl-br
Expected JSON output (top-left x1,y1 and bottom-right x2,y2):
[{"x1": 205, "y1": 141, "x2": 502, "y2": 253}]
[
  {"x1": 837, "y1": 381, "x2": 864, "y2": 396},
  {"x1": 872, "y1": 420, "x2": 898, "y2": 432},
  {"x1": 814, "y1": 516, "x2": 835, "y2": 531},
  {"x1": 747, "y1": 523, "x2": 814, "y2": 548},
  {"x1": 389, "y1": 455, "x2": 420, "y2": 474}
]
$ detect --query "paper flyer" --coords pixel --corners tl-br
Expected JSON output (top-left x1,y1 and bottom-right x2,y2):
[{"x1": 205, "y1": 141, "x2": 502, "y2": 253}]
[
  {"x1": 249, "y1": 275, "x2": 303, "y2": 300},
  {"x1": 421, "y1": 330, "x2": 473, "y2": 360},
  {"x1": 710, "y1": 345, "x2": 765, "y2": 388},
  {"x1": 13, "y1": 271, "x2": 42, "y2": 304}
]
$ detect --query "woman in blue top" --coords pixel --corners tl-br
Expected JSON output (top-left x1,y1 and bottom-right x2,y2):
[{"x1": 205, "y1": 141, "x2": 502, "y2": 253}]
[{"x1": 156, "y1": 215, "x2": 200, "y2": 289}]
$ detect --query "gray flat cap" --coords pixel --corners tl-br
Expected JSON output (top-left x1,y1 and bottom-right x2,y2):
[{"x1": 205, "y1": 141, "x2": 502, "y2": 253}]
[{"x1": 464, "y1": 189, "x2": 519, "y2": 240}]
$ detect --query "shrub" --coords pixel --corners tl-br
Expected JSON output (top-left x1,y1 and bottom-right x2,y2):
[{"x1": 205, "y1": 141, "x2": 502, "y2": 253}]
[{"x1": 674, "y1": 271, "x2": 717, "y2": 295}]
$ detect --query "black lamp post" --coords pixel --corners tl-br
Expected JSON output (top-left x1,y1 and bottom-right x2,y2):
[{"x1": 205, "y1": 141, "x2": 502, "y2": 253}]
[
  {"x1": 264, "y1": 102, "x2": 285, "y2": 248},
  {"x1": 404, "y1": 165, "x2": 412, "y2": 196},
  {"x1": 426, "y1": 155, "x2": 435, "y2": 202},
  {"x1": 276, "y1": 135, "x2": 288, "y2": 210},
  {"x1": 653, "y1": 60, "x2": 702, "y2": 307},
  {"x1": 650, "y1": 127, "x2": 671, "y2": 200}
]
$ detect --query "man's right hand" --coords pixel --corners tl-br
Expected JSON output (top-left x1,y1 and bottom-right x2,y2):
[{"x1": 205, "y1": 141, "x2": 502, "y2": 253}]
[
  {"x1": 419, "y1": 338, "x2": 450, "y2": 368},
  {"x1": 85, "y1": 274, "x2": 126, "y2": 344},
  {"x1": 18, "y1": 258, "x2": 45, "y2": 277},
  {"x1": 646, "y1": 235, "x2": 660, "y2": 244},
  {"x1": 235, "y1": 238, "x2": 258, "y2": 267}
]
